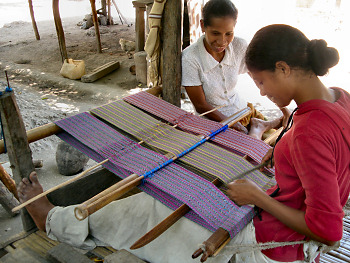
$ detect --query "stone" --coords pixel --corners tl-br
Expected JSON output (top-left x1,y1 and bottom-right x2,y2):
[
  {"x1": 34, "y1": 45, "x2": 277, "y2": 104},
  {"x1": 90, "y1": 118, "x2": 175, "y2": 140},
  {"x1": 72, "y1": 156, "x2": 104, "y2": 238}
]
[{"x1": 56, "y1": 141, "x2": 89, "y2": 176}]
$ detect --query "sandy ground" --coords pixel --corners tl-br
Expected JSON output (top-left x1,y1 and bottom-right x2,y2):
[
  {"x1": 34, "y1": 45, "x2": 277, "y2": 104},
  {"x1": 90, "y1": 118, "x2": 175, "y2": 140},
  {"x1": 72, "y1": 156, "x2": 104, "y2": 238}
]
[{"x1": 0, "y1": 0, "x2": 350, "y2": 252}]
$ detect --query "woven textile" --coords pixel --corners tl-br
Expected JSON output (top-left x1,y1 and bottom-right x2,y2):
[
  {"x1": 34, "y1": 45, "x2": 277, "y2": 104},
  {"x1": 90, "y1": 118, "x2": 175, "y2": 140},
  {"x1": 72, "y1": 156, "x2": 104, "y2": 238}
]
[
  {"x1": 123, "y1": 91, "x2": 273, "y2": 166},
  {"x1": 55, "y1": 112, "x2": 255, "y2": 238},
  {"x1": 91, "y1": 100, "x2": 274, "y2": 190}
]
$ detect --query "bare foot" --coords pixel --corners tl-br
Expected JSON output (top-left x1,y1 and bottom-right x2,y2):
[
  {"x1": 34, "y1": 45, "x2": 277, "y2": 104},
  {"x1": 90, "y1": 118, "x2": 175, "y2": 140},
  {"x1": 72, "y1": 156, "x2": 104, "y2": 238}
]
[
  {"x1": 249, "y1": 117, "x2": 282, "y2": 140},
  {"x1": 17, "y1": 172, "x2": 55, "y2": 231}
]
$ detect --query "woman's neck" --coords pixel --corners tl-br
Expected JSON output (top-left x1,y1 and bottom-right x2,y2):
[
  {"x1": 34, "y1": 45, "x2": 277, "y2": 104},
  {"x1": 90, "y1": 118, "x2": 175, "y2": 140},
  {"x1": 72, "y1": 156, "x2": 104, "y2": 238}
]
[{"x1": 294, "y1": 75, "x2": 337, "y2": 105}]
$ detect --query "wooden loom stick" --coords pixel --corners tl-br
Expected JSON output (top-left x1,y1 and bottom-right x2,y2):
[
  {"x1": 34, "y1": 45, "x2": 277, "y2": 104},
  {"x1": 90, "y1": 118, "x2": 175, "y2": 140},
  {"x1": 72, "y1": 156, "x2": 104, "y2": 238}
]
[
  {"x1": 12, "y1": 159, "x2": 109, "y2": 212},
  {"x1": 264, "y1": 126, "x2": 283, "y2": 145},
  {"x1": 74, "y1": 107, "x2": 252, "y2": 221}
]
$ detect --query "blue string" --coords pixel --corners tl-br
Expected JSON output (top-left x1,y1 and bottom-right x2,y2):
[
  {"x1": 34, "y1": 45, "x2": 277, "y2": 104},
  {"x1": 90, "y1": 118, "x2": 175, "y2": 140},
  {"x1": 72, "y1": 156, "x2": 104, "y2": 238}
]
[
  {"x1": 0, "y1": 90, "x2": 7, "y2": 153},
  {"x1": 141, "y1": 124, "x2": 229, "y2": 184}
]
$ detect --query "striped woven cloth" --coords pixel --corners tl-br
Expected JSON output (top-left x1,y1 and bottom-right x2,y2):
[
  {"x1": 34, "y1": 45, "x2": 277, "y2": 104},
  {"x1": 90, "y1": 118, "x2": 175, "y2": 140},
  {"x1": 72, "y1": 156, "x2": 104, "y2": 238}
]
[
  {"x1": 91, "y1": 100, "x2": 274, "y2": 190},
  {"x1": 123, "y1": 91, "x2": 273, "y2": 166},
  {"x1": 55, "y1": 112, "x2": 255, "y2": 238}
]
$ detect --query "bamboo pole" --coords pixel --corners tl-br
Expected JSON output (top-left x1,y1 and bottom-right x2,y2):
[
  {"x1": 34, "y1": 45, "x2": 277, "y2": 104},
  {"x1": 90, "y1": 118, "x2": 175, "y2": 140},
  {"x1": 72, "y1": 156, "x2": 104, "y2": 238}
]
[
  {"x1": 112, "y1": 0, "x2": 130, "y2": 25},
  {"x1": 74, "y1": 107, "x2": 252, "y2": 220},
  {"x1": 12, "y1": 159, "x2": 109, "y2": 212},
  {"x1": 264, "y1": 126, "x2": 283, "y2": 145},
  {"x1": 0, "y1": 123, "x2": 61, "y2": 154}
]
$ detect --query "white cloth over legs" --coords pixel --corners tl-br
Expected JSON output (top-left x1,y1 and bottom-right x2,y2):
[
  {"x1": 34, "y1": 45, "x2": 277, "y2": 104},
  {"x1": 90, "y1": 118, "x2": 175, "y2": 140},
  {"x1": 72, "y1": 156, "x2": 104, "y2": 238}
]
[{"x1": 46, "y1": 192, "x2": 318, "y2": 263}]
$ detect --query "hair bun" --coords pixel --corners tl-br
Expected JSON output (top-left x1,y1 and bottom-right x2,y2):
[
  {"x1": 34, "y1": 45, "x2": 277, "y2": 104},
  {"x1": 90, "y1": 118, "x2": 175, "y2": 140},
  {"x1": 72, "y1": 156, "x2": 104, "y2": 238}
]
[{"x1": 308, "y1": 39, "x2": 339, "y2": 76}]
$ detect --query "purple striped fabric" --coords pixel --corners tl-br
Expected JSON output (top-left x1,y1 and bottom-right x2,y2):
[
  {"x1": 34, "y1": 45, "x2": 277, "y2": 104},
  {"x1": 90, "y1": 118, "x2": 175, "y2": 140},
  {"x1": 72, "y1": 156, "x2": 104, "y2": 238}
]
[
  {"x1": 55, "y1": 112, "x2": 255, "y2": 237},
  {"x1": 124, "y1": 91, "x2": 274, "y2": 171},
  {"x1": 90, "y1": 100, "x2": 275, "y2": 190}
]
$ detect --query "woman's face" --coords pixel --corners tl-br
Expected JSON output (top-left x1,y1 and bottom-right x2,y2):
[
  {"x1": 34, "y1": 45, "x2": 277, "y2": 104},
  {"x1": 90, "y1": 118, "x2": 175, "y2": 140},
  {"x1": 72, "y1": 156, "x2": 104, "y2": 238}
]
[
  {"x1": 249, "y1": 67, "x2": 294, "y2": 108},
  {"x1": 201, "y1": 16, "x2": 236, "y2": 55}
]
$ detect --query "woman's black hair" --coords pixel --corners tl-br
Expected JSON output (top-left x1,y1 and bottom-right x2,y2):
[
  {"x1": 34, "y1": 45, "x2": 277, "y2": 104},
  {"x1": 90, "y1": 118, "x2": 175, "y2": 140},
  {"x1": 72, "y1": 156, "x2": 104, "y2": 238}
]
[
  {"x1": 245, "y1": 24, "x2": 339, "y2": 76},
  {"x1": 202, "y1": 0, "x2": 238, "y2": 27}
]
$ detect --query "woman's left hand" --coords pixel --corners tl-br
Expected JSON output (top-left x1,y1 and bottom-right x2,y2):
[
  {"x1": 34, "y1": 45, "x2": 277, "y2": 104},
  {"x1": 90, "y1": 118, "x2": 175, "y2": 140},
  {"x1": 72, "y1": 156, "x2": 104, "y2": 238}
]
[{"x1": 227, "y1": 179, "x2": 265, "y2": 206}]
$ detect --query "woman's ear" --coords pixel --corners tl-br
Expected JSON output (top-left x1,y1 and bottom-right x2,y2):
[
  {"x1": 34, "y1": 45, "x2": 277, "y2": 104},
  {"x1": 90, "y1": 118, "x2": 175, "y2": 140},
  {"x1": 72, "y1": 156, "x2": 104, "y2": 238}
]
[
  {"x1": 200, "y1": 19, "x2": 205, "y2": 33},
  {"x1": 275, "y1": 61, "x2": 291, "y2": 76}
]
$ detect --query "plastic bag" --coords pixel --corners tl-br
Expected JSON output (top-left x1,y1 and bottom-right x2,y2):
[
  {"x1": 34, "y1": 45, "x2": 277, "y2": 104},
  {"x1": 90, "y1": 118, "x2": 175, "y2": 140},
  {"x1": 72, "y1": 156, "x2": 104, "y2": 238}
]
[{"x1": 60, "y1": 59, "x2": 86, "y2": 80}]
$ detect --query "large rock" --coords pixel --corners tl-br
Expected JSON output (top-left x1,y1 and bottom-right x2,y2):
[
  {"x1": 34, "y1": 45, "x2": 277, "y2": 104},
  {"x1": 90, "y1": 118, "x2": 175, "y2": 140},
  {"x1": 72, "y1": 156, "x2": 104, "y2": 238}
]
[{"x1": 56, "y1": 141, "x2": 89, "y2": 176}]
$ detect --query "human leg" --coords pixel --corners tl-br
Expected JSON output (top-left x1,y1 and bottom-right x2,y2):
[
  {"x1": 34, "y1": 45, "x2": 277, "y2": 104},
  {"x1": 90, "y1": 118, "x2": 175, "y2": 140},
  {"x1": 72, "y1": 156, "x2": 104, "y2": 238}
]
[
  {"x1": 17, "y1": 172, "x2": 231, "y2": 263},
  {"x1": 248, "y1": 106, "x2": 291, "y2": 140},
  {"x1": 17, "y1": 171, "x2": 55, "y2": 231}
]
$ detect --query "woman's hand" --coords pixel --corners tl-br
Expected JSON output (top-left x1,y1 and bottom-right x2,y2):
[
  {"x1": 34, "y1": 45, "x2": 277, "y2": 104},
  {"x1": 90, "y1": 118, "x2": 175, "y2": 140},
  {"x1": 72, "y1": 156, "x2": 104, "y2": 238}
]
[
  {"x1": 232, "y1": 122, "x2": 248, "y2": 134},
  {"x1": 261, "y1": 148, "x2": 274, "y2": 171},
  {"x1": 227, "y1": 179, "x2": 265, "y2": 206}
]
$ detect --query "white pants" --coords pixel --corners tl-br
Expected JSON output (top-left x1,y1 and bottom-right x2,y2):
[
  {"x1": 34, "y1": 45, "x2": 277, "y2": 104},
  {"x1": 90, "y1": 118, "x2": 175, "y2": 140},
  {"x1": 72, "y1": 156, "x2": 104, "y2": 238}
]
[{"x1": 45, "y1": 192, "x2": 317, "y2": 263}]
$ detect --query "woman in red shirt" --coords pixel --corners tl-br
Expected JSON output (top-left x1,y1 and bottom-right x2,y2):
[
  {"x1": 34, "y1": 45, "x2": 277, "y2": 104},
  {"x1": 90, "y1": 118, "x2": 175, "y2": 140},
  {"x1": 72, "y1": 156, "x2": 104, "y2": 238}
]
[{"x1": 227, "y1": 24, "x2": 350, "y2": 262}]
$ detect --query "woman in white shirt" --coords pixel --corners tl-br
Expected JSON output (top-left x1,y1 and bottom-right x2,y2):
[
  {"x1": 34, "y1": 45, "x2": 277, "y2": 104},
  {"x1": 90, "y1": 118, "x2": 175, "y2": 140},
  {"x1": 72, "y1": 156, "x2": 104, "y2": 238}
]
[{"x1": 182, "y1": 0, "x2": 289, "y2": 139}]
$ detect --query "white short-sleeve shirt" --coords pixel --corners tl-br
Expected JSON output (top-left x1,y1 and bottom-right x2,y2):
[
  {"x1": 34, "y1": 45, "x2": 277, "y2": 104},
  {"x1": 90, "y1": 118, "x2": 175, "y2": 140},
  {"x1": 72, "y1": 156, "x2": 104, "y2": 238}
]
[{"x1": 182, "y1": 35, "x2": 248, "y2": 117}]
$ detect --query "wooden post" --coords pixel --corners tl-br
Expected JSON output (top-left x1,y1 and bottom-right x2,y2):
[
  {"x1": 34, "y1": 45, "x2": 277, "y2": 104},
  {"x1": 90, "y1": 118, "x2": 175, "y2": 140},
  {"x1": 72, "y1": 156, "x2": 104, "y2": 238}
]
[
  {"x1": 52, "y1": 0, "x2": 68, "y2": 62},
  {"x1": 162, "y1": 0, "x2": 182, "y2": 107},
  {"x1": 100, "y1": 0, "x2": 107, "y2": 16},
  {"x1": 107, "y1": 0, "x2": 112, "y2": 25},
  {"x1": 90, "y1": 0, "x2": 103, "y2": 53},
  {"x1": 0, "y1": 91, "x2": 36, "y2": 231},
  {"x1": 0, "y1": 180, "x2": 20, "y2": 217},
  {"x1": 132, "y1": 1, "x2": 146, "y2": 52},
  {"x1": 28, "y1": 0, "x2": 40, "y2": 40}
]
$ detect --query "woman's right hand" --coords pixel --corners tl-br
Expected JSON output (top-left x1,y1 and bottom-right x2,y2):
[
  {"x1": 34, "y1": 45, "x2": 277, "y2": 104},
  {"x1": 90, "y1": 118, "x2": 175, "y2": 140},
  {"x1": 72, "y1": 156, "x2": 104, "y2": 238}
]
[
  {"x1": 232, "y1": 122, "x2": 248, "y2": 134},
  {"x1": 261, "y1": 148, "x2": 274, "y2": 171}
]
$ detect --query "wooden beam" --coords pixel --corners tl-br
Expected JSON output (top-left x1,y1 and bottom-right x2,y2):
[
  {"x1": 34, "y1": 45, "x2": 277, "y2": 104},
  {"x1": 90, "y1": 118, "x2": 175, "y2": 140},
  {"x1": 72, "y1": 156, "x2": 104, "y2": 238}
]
[
  {"x1": 81, "y1": 61, "x2": 120, "y2": 83},
  {"x1": 0, "y1": 91, "x2": 36, "y2": 231},
  {"x1": 52, "y1": 0, "x2": 68, "y2": 61},
  {"x1": 0, "y1": 180, "x2": 20, "y2": 217},
  {"x1": 28, "y1": 0, "x2": 40, "y2": 40},
  {"x1": 90, "y1": 0, "x2": 102, "y2": 53},
  {"x1": 132, "y1": 1, "x2": 146, "y2": 52},
  {"x1": 162, "y1": 0, "x2": 182, "y2": 107}
]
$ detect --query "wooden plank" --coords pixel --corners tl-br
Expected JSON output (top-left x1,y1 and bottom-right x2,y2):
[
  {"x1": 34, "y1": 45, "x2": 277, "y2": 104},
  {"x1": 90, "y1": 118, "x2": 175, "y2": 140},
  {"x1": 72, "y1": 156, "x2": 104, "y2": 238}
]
[
  {"x1": 1, "y1": 247, "x2": 50, "y2": 263},
  {"x1": 0, "y1": 179, "x2": 20, "y2": 216},
  {"x1": 132, "y1": 1, "x2": 146, "y2": 51},
  {"x1": 0, "y1": 91, "x2": 36, "y2": 231},
  {"x1": 162, "y1": 0, "x2": 182, "y2": 107},
  {"x1": 81, "y1": 61, "x2": 120, "y2": 83},
  {"x1": 47, "y1": 243, "x2": 92, "y2": 263}
]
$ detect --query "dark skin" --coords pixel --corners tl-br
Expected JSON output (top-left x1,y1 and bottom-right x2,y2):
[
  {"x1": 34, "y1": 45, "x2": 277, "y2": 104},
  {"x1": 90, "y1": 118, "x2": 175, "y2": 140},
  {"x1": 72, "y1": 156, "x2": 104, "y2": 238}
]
[{"x1": 227, "y1": 61, "x2": 339, "y2": 246}]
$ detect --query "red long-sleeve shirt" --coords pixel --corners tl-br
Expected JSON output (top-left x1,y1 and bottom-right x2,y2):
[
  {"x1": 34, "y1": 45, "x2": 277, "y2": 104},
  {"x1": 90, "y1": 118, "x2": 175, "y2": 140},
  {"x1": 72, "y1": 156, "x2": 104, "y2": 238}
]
[{"x1": 254, "y1": 88, "x2": 350, "y2": 262}]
